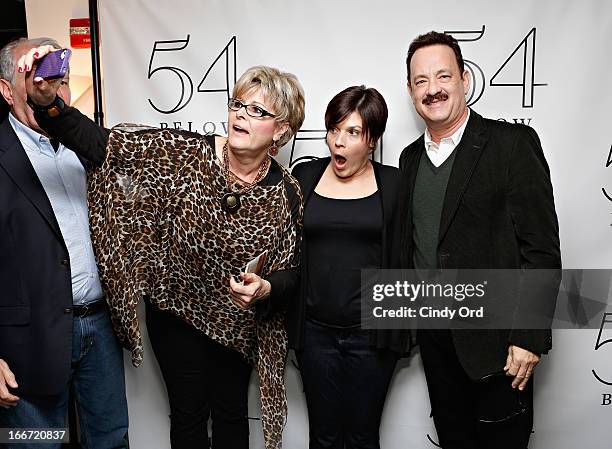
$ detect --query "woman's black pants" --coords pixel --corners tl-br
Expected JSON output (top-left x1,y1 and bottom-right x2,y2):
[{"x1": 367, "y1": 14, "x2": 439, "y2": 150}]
[
  {"x1": 297, "y1": 320, "x2": 398, "y2": 449},
  {"x1": 146, "y1": 301, "x2": 253, "y2": 449}
]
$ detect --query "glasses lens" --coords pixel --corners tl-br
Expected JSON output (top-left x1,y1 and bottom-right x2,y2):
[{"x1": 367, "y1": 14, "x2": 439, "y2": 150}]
[
  {"x1": 246, "y1": 105, "x2": 265, "y2": 117},
  {"x1": 228, "y1": 99, "x2": 242, "y2": 110}
]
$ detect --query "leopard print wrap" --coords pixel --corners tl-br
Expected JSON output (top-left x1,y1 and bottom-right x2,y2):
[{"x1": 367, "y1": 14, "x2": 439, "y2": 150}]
[{"x1": 87, "y1": 125, "x2": 302, "y2": 449}]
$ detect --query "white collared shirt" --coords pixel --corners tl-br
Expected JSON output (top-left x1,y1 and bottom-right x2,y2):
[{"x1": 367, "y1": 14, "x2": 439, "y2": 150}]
[
  {"x1": 424, "y1": 109, "x2": 470, "y2": 167},
  {"x1": 9, "y1": 113, "x2": 104, "y2": 305}
]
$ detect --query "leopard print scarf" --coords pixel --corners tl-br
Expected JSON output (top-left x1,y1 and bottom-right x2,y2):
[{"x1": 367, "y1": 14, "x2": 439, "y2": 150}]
[{"x1": 87, "y1": 125, "x2": 302, "y2": 449}]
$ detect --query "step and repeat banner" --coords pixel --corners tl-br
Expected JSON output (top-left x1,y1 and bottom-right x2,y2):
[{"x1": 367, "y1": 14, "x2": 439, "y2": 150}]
[{"x1": 98, "y1": 1, "x2": 612, "y2": 447}]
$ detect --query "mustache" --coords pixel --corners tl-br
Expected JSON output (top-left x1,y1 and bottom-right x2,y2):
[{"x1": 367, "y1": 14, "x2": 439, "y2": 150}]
[{"x1": 423, "y1": 91, "x2": 448, "y2": 105}]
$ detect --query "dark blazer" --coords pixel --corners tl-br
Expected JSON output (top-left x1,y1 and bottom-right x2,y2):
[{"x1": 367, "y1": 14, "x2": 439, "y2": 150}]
[
  {"x1": 0, "y1": 118, "x2": 74, "y2": 396},
  {"x1": 289, "y1": 157, "x2": 412, "y2": 354},
  {"x1": 398, "y1": 110, "x2": 561, "y2": 380}
]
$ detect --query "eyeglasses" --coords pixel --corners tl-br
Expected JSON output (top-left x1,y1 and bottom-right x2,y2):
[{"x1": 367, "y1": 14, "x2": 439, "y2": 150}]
[{"x1": 227, "y1": 98, "x2": 276, "y2": 118}]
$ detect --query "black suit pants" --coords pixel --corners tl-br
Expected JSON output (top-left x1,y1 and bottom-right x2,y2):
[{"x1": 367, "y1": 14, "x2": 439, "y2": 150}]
[{"x1": 418, "y1": 329, "x2": 533, "y2": 449}]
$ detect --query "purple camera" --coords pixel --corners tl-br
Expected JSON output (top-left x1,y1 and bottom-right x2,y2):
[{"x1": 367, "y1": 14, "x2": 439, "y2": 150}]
[{"x1": 34, "y1": 48, "x2": 72, "y2": 80}]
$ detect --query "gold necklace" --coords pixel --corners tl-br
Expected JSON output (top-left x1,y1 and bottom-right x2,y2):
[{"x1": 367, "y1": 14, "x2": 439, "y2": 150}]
[{"x1": 220, "y1": 141, "x2": 271, "y2": 213}]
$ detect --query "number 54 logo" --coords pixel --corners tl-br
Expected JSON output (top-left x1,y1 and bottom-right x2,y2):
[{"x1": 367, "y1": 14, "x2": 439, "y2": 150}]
[
  {"x1": 445, "y1": 26, "x2": 547, "y2": 108},
  {"x1": 145, "y1": 26, "x2": 547, "y2": 115},
  {"x1": 146, "y1": 35, "x2": 237, "y2": 114}
]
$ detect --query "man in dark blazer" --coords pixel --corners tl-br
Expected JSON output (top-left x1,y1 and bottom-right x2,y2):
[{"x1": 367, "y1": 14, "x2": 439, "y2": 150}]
[
  {"x1": 0, "y1": 38, "x2": 128, "y2": 448},
  {"x1": 399, "y1": 31, "x2": 560, "y2": 449}
]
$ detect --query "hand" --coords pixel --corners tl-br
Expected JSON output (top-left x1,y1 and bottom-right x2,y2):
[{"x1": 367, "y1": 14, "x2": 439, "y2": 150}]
[
  {"x1": 504, "y1": 345, "x2": 540, "y2": 391},
  {"x1": 17, "y1": 45, "x2": 64, "y2": 107},
  {"x1": 229, "y1": 273, "x2": 271, "y2": 310},
  {"x1": 0, "y1": 359, "x2": 19, "y2": 409}
]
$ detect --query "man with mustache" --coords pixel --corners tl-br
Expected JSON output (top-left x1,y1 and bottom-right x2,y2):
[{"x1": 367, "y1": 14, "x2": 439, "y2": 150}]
[{"x1": 398, "y1": 31, "x2": 560, "y2": 448}]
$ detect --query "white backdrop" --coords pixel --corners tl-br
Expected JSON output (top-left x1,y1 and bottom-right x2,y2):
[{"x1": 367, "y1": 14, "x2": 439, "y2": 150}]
[{"x1": 97, "y1": 1, "x2": 612, "y2": 447}]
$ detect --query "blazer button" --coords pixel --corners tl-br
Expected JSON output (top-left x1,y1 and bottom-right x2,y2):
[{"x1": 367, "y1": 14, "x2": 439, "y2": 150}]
[
  {"x1": 64, "y1": 308, "x2": 72, "y2": 314},
  {"x1": 61, "y1": 259, "x2": 70, "y2": 267},
  {"x1": 439, "y1": 253, "x2": 450, "y2": 266}
]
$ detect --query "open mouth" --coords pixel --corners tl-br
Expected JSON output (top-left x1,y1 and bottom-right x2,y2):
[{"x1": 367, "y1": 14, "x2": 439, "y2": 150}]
[
  {"x1": 232, "y1": 124, "x2": 249, "y2": 135},
  {"x1": 333, "y1": 153, "x2": 347, "y2": 169}
]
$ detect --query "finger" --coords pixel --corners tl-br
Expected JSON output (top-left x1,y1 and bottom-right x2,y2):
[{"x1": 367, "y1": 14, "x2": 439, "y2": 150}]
[
  {"x1": 23, "y1": 45, "x2": 56, "y2": 72},
  {"x1": 232, "y1": 291, "x2": 256, "y2": 306},
  {"x1": 0, "y1": 397, "x2": 19, "y2": 408},
  {"x1": 229, "y1": 282, "x2": 248, "y2": 297},
  {"x1": 511, "y1": 360, "x2": 530, "y2": 389},
  {"x1": 506, "y1": 355, "x2": 520, "y2": 377},
  {"x1": 517, "y1": 363, "x2": 536, "y2": 391},
  {"x1": 230, "y1": 296, "x2": 250, "y2": 310},
  {"x1": 228, "y1": 275, "x2": 241, "y2": 291},
  {"x1": 230, "y1": 296, "x2": 247, "y2": 309},
  {"x1": 21, "y1": 47, "x2": 39, "y2": 73},
  {"x1": 0, "y1": 397, "x2": 18, "y2": 407},
  {"x1": 0, "y1": 383, "x2": 19, "y2": 403},
  {"x1": 504, "y1": 350, "x2": 513, "y2": 373},
  {"x1": 231, "y1": 290, "x2": 259, "y2": 308},
  {"x1": 32, "y1": 46, "x2": 55, "y2": 60},
  {"x1": 228, "y1": 287, "x2": 249, "y2": 304},
  {"x1": 512, "y1": 363, "x2": 527, "y2": 388},
  {"x1": 518, "y1": 374, "x2": 530, "y2": 391},
  {"x1": 230, "y1": 290, "x2": 250, "y2": 303},
  {"x1": 0, "y1": 362, "x2": 18, "y2": 389},
  {"x1": 0, "y1": 398, "x2": 18, "y2": 406},
  {"x1": 230, "y1": 274, "x2": 254, "y2": 293},
  {"x1": 230, "y1": 282, "x2": 248, "y2": 296},
  {"x1": 231, "y1": 279, "x2": 259, "y2": 296},
  {"x1": 517, "y1": 370, "x2": 531, "y2": 390},
  {"x1": 240, "y1": 272, "x2": 261, "y2": 284},
  {"x1": 17, "y1": 54, "x2": 27, "y2": 73}
]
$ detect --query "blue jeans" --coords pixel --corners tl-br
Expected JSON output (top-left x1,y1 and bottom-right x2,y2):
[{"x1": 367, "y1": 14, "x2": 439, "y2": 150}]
[
  {"x1": 297, "y1": 320, "x2": 398, "y2": 449},
  {"x1": 0, "y1": 307, "x2": 129, "y2": 449}
]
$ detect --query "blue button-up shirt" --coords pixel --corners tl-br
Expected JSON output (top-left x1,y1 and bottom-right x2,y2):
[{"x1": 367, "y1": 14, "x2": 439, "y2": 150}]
[{"x1": 9, "y1": 113, "x2": 104, "y2": 305}]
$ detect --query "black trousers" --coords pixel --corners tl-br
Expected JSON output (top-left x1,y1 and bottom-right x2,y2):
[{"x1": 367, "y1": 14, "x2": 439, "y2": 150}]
[
  {"x1": 297, "y1": 320, "x2": 398, "y2": 449},
  {"x1": 418, "y1": 329, "x2": 534, "y2": 449},
  {"x1": 146, "y1": 301, "x2": 252, "y2": 449}
]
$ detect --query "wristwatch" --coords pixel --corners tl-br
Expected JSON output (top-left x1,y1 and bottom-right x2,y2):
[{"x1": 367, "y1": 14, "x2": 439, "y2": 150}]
[{"x1": 27, "y1": 95, "x2": 65, "y2": 118}]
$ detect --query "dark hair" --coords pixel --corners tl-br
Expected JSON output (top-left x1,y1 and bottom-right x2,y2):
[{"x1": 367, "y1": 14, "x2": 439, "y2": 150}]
[
  {"x1": 406, "y1": 31, "x2": 464, "y2": 82},
  {"x1": 324, "y1": 85, "x2": 388, "y2": 145}
]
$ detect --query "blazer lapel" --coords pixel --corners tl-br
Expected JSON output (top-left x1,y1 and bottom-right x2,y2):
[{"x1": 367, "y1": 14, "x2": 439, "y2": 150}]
[
  {"x1": 398, "y1": 138, "x2": 424, "y2": 268},
  {"x1": 438, "y1": 111, "x2": 488, "y2": 243},
  {"x1": 0, "y1": 119, "x2": 65, "y2": 243},
  {"x1": 400, "y1": 138, "x2": 424, "y2": 230}
]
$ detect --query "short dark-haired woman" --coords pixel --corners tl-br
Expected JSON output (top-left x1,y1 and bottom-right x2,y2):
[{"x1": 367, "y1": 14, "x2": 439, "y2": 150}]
[{"x1": 290, "y1": 86, "x2": 411, "y2": 449}]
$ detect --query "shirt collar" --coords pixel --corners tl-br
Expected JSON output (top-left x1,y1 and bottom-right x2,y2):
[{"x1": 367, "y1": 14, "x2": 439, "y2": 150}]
[
  {"x1": 424, "y1": 108, "x2": 471, "y2": 150},
  {"x1": 8, "y1": 112, "x2": 56, "y2": 155}
]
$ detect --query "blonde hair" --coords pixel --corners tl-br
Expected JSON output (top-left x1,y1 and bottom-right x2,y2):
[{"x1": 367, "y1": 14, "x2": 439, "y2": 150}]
[{"x1": 232, "y1": 66, "x2": 305, "y2": 147}]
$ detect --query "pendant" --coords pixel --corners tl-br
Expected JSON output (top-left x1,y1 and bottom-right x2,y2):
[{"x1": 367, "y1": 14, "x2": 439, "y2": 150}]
[{"x1": 221, "y1": 192, "x2": 241, "y2": 213}]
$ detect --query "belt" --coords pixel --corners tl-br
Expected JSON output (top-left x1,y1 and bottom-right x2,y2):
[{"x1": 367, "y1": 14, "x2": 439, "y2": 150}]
[{"x1": 73, "y1": 299, "x2": 107, "y2": 317}]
